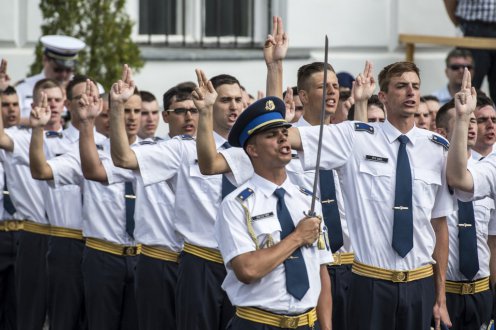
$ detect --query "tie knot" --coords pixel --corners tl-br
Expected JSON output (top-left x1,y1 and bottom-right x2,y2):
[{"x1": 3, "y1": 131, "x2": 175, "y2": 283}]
[
  {"x1": 222, "y1": 141, "x2": 231, "y2": 149},
  {"x1": 398, "y1": 135, "x2": 409, "y2": 145},
  {"x1": 274, "y1": 188, "x2": 286, "y2": 200}
]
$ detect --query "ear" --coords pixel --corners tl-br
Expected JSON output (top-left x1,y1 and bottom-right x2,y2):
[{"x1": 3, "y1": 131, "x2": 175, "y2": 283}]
[
  {"x1": 435, "y1": 127, "x2": 447, "y2": 139},
  {"x1": 245, "y1": 142, "x2": 258, "y2": 159},
  {"x1": 298, "y1": 89, "x2": 309, "y2": 105},
  {"x1": 378, "y1": 91, "x2": 386, "y2": 104},
  {"x1": 162, "y1": 111, "x2": 169, "y2": 124}
]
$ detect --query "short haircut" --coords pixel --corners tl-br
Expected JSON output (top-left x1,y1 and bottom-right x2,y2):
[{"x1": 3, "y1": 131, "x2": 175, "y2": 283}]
[
  {"x1": 176, "y1": 81, "x2": 197, "y2": 90},
  {"x1": 422, "y1": 95, "x2": 440, "y2": 103},
  {"x1": 33, "y1": 78, "x2": 63, "y2": 102},
  {"x1": 445, "y1": 48, "x2": 473, "y2": 66},
  {"x1": 347, "y1": 94, "x2": 385, "y2": 120},
  {"x1": 0, "y1": 86, "x2": 17, "y2": 96},
  {"x1": 210, "y1": 74, "x2": 240, "y2": 90},
  {"x1": 378, "y1": 61, "x2": 420, "y2": 92},
  {"x1": 435, "y1": 99, "x2": 456, "y2": 129},
  {"x1": 476, "y1": 93, "x2": 495, "y2": 109},
  {"x1": 140, "y1": 90, "x2": 156, "y2": 103},
  {"x1": 297, "y1": 62, "x2": 335, "y2": 92},
  {"x1": 162, "y1": 83, "x2": 195, "y2": 110},
  {"x1": 66, "y1": 75, "x2": 91, "y2": 100}
]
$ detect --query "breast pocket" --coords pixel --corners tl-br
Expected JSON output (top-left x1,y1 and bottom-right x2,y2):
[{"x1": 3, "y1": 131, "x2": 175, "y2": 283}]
[
  {"x1": 189, "y1": 163, "x2": 222, "y2": 200},
  {"x1": 413, "y1": 168, "x2": 442, "y2": 209},
  {"x1": 474, "y1": 198, "x2": 494, "y2": 236},
  {"x1": 358, "y1": 160, "x2": 393, "y2": 202},
  {"x1": 252, "y1": 217, "x2": 282, "y2": 248}
]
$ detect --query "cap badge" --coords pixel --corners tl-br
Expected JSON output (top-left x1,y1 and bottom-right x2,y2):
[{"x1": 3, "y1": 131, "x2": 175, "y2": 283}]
[{"x1": 265, "y1": 100, "x2": 275, "y2": 111}]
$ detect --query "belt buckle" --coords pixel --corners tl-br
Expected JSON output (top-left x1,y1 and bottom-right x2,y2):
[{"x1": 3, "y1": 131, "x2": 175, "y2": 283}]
[
  {"x1": 6, "y1": 221, "x2": 20, "y2": 231},
  {"x1": 392, "y1": 271, "x2": 409, "y2": 283},
  {"x1": 461, "y1": 283, "x2": 475, "y2": 294},
  {"x1": 123, "y1": 246, "x2": 137, "y2": 256},
  {"x1": 280, "y1": 315, "x2": 299, "y2": 329}
]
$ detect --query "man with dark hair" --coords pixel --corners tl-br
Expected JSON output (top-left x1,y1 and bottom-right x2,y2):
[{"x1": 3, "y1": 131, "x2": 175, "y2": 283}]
[
  {"x1": 290, "y1": 61, "x2": 454, "y2": 330},
  {"x1": 162, "y1": 84, "x2": 197, "y2": 138},
  {"x1": 138, "y1": 90, "x2": 160, "y2": 140},
  {"x1": 433, "y1": 48, "x2": 475, "y2": 105},
  {"x1": 109, "y1": 68, "x2": 245, "y2": 330},
  {"x1": 471, "y1": 94, "x2": 496, "y2": 159},
  {"x1": 347, "y1": 94, "x2": 386, "y2": 123}
]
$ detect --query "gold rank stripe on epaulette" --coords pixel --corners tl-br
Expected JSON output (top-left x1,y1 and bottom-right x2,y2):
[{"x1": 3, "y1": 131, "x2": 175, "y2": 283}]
[
  {"x1": 354, "y1": 122, "x2": 374, "y2": 134},
  {"x1": 430, "y1": 134, "x2": 450, "y2": 150},
  {"x1": 235, "y1": 188, "x2": 259, "y2": 249}
]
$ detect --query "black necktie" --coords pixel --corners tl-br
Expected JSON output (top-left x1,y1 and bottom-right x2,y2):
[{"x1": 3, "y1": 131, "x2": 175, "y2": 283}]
[
  {"x1": 45, "y1": 131, "x2": 63, "y2": 138},
  {"x1": 392, "y1": 135, "x2": 413, "y2": 257},
  {"x1": 3, "y1": 174, "x2": 16, "y2": 216},
  {"x1": 457, "y1": 200, "x2": 479, "y2": 280},
  {"x1": 221, "y1": 142, "x2": 236, "y2": 199},
  {"x1": 274, "y1": 188, "x2": 309, "y2": 300},
  {"x1": 319, "y1": 170, "x2": 343, "y2": 252},
  {"x1": 124, "y1": 182, "x2": 135, "y2": 239}
]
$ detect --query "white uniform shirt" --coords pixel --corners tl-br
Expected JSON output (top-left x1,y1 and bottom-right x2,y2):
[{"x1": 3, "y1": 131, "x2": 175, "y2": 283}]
[
  {"x1": 217, "y1": 174, "x2": 332, "y2": 314},
  {"x1": 108, "y1": 137, "x2": 183, "y2": 251},
  {"x1": 448, "y1": 157, "x2": 496, "y2": 281},
  {"x1": 15, "y1": 72, "x2": 46, "y2": 119},
  {"x1": 470, "y1": 146, "x2": 494, "y2": 161},
  {"x1": 133, "y1": 132, "x2": 246, "y2": 249},
  {"x1": 298, "y1": 120, "x2": 456, "y2": 270},
  {"x1": 48, "y1": 135, "x2": 138, "y2": 245},
  {"x1": 432, "y1": 85, "x2": 452, "y2": 106},
  {"x1": 4, "y1": 127, "x2": 46, "y2": 222}
]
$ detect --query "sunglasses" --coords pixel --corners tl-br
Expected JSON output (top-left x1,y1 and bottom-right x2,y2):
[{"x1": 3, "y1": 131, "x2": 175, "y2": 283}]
[
  {"x1": 166, "y1": 108, "x2": 199, "y2": 115},
  {"x1": 53, "y1": 66, "x2": 74, "y2": 73},
  {"x1": 448, "y1": 64, "x2": 473, "y2": 71}
]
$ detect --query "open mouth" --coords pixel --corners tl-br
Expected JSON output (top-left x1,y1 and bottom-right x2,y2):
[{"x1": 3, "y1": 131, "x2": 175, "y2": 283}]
[{"x1": 404, "y1": 100, "x2": 416, "y2": 107}]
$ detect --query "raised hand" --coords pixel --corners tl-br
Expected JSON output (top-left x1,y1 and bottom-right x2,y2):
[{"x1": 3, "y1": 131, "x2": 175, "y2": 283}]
[
  {"x1": 110, "y1": 64, "x2": 136, "y2": 104},
  {"x1": 353, "y1": 61, "x2": 376, "y2": 102},
  {"x1": 263, "y1": 16, "x2": 288, "y2": 65},
  {"x1": 284, "y1": 86, "x2": 295, "y2": 122},
  {"x1": 30, "y1": 92, "x2": 50, "y2": 127},
  {"x1": 454, "y1": 68, "x2": 477, "y2": 117},
  {"x1": 192, "y1": 69, "x2": 217, "y2": 113},
  {"x1": 0, "y1": 59, "x2": 11, "y2": 92},
  {"x1": 77, "y1": 79, "x2": 102, "y2": 121}
]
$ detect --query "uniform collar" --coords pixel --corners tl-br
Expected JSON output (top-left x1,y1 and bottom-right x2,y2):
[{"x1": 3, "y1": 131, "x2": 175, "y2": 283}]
[
  {"x1": 64, "y1": 123, "x2": 79, "y2": 142},
  {"x1": 382, "y1": 119, "x2": 418, "y2": 146},
  {"x1": 251, "y1": 173, "x2": 294, "y2": 199},
  {"x1": 213, "y1": 131, "x2": 228, "y2": 150},
  {"x1": 296, "y1": 116, "x2": 311, "y2": 127}
]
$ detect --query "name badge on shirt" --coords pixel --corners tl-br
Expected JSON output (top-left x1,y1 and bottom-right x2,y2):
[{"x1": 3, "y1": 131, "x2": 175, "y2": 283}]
[
  {"x1": 252, "y1": 212, "x2": 274, "y2": 221},
  {"x1": 365, "y1": 155, "x2": 388, "y2": 163}
]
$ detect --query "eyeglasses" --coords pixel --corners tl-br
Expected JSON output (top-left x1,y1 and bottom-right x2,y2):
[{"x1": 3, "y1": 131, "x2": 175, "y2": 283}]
[
  {"x1": 165, "y1": 108, "x2": 199, "y2": 115},
  {"x1": 53, "y1": 66, "x2": 74, "y2": 73},
  {"x1": 448, "y1": 64, "x2": 473, "y2": 71}
]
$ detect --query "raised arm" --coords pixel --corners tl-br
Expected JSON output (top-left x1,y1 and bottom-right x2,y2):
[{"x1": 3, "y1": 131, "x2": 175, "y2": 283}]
[
  {"x1": 446, "y1": 69, "x2": 477, "y2": 191},
  {"x1": 194, "y1": 68, "x2": 231, "y2": 175},
  {"x1": 264, "y1": 16, "x2": 288, "y2": 98},
  {"x1": 29, "y1": 92, "x2": 53, "y2": 179},
  {"x1": 109, "y1": 64, "x2": 139, "y2": 170},
  {"x1": 77, "y1": 79, "x2": 107, "y2": 182},
  {"x1": 352, "y1": 61, "x2": 376, "y2": 122},
  {"x1": 431, "y1": 217, "x2": 451, "y2": 329},
  {"x1": 0, "y1": 59, "x2": 14, "y2": 151}
]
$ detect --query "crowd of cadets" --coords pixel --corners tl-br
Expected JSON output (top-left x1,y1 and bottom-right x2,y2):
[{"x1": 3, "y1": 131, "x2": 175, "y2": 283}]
[{"x1": 0, "y1": 15, "x2": 495, "y2": 330}]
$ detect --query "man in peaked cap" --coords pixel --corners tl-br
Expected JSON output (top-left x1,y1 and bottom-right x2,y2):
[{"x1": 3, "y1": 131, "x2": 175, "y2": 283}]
[
  {"x1": 215, "y1": 96, "x2": 332, "y2": 329},
  {"x1": 16, "y1": 35, "x2": 85, "y2": 123}
]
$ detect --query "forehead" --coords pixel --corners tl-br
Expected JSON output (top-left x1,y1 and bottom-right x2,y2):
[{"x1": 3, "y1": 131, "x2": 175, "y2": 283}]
[
  {"x1": 1, "y1": 93, "x2": 19, "y2": 103},
  {"x1": 43, "y1": 87, "x2": 64, "y2": 98},
  {"x1": 170, "y1": 99, "x2": 195, "y2": 109},
  {"x1": 308, "y1": 70, "x2": 338, "y2": 85},
  {"x1": 448, "y1": 56, "x2": 473, "y2": 64},
  {"x1": 216, "y1": 84, "x2": 242, "y2": 97},
  {"x1": 124, "y1": 95, "x2": 141, "y2": 108},
  {"x1": 141, "y1": 100, "x2": 159, "y2": 111},
  {"x1": 70, "y1": 82, "x2": 86, "y2": 96},
  {"x1": 368, "y1": 105, "x2": 384, "y2": 116},
  {"x1": 388, "y1": 71, "x2": 420, "y2": 86},
  {"x1": 475, "y1": 105, "x2": 496, "y2": 117},
  {"x1": 418, "y1": 102, "x2": 429, "y2": 113}
]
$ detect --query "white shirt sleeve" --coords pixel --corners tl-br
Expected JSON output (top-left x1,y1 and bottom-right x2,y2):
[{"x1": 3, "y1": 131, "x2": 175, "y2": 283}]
[{"x1": 47, "y1": 150, "x2": 84, "y2": 187}]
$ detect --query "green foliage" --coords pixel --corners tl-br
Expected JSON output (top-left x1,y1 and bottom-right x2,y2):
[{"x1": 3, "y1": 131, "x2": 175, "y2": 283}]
[{"x1": 29, "y1": 0, "x2": 144, "y2": 90}]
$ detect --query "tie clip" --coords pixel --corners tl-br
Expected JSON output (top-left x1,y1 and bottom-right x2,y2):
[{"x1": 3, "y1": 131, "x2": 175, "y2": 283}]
[
  {"x1": 125, "y1": 195, "x2": 136, "y2": 199},
  {"x1": 288, "y1": 255, "x2": 299, "y2": 259},
  {"x1": 393, "y1": 206, "x2": 409, "y2": 210},
  {"x1": 321, "y1": 199, "x2": 335, "y2": 204},
  {"x1": 458, "y1": 223, "x2": 472, "y2": 227},
  {"x1": 3, "y1": 191, "x2": 9, "y2": 195}
]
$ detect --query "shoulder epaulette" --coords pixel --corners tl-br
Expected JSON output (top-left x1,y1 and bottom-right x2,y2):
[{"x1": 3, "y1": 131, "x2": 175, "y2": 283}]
[
  {"x1": 18, "y1": 125, "x2": 29, "y2": 130},
  {"x1": 430, "y1": 134, "x2": 449, "y2": 150},
  {"x1": 298, "y1": 186, "x2": 316, "y2": 198},
  {"x1": 236, "y1": 188, "x2": 254, "y2": 202},
  {"x1": 180, "y1": 134, "x2": 194, "y2": 140},
  {"x1": 354, "y1": 122, "x2": 374, "y2": 134}
]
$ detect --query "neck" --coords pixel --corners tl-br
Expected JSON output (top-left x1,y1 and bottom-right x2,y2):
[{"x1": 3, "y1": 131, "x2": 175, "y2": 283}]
[
  {"x1": 302, "y1": 109, "x2": 331, "y2": 126},
  {"x1": 253, "y1": 164, "x2": 287, "y2": 186},
  {"x1": 387, "y1": 114, "x2": 415, "y2": 134},
  {"x1": 128, "y1": 134, "x2": 137, "y2": 145},
  {"x1": 138, "y1": 132, "x2": 153, "y2": 140},
  {"x1": 448, "y1": 83, "x2": 461, "y2": 97},
  {"x1": 472, "y1": 144, "x2": 492, "y2": 157},
  {"x1": 44, "y1": 122, "x2": 61, "y2": 131},
  {"x1": 214, "y1": 127, "x2": 229, "y2": 139}
]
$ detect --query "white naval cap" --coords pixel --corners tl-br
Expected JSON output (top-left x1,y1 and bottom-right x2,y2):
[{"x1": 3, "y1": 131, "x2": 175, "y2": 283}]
[{"x1": 41, "y1": 35, "x2": 86, "y2": 68}]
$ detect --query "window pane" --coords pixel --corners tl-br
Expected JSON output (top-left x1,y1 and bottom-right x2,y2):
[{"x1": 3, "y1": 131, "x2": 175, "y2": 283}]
[
  {"x1": 205, "y1": 0, "x2": 251, "y2": 37},
  {"x1": 139, "y1": 0, "x2": 177, "y2": 35}
]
